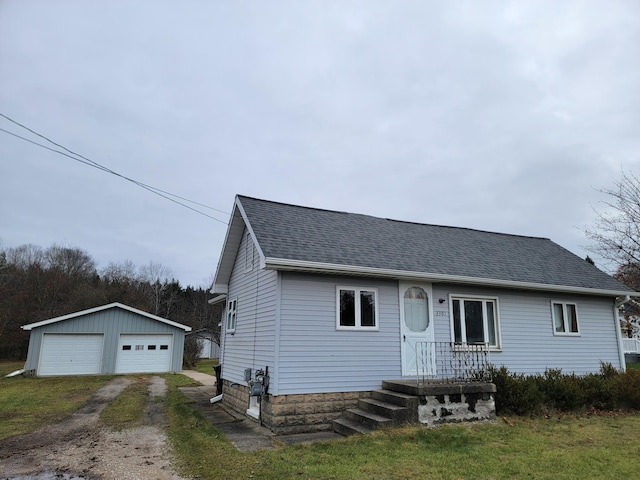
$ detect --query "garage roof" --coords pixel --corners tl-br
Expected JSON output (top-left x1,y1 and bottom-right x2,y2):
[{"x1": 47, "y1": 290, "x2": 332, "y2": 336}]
[{"x1": 22, "y1": 302, "x2": 192, "y2": 331}]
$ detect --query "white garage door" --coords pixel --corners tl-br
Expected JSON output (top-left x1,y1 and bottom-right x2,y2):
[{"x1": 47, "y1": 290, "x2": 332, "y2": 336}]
[
  {"x1": 116, "y1": 334, "x2": 173, "y2": 374},
  {"x1": 39, "y1": 334, "x2": 103, "y2": 376}
]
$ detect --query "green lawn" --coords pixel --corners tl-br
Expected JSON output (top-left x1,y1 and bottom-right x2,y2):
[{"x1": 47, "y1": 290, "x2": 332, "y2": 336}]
[
  {"x1": 627, "y1": 362, "x2": 640, "y2": 371},
  {"x1": 190, "y1": 358, "x2": 218, "y2": 376},
  {"x1": 165, "y1": 376, "x2": 640, "y2": 480},
  {"x1": 3, "y1": 359, "x2": 640, "y2": 479},
  {"x1": 0, "y1": 361, "x2": 113, "y2": 440},
  {"x1": 164, "y1": 363, "x2": 640, "y2": 480}
]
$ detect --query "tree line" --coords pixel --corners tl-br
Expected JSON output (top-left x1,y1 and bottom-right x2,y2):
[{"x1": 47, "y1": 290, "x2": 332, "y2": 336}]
[{"x1": 0, "y1": 242, "x2": 221, "y2": 360}]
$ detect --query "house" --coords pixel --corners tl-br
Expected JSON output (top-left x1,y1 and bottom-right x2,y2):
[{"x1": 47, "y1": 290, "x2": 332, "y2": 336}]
[
  {"x1": 22, "y1": 302, "x2": 191, "y2": 376},
  {"x1": 210, "y1": 195, "x2": 637, "y2": 433}
]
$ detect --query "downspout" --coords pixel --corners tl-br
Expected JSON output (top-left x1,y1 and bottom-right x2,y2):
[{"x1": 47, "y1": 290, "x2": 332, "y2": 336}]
[{"x1": 614, "y1": 295, "x2": 631, "y2": 372}]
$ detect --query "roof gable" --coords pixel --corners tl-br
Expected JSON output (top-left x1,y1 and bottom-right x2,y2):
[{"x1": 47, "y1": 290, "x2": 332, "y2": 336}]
[
  {"x1": 214, "y1": 195, "x2": 634, "y2": 296},
  {"x1": 22, "y1": 302, "x2": 192, "y2": 331}
]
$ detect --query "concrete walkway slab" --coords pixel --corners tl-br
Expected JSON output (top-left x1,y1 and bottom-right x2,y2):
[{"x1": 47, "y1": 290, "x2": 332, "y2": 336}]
[
  {"x1": 178, "y1": 380, "x2": 343, "y2": 452},
  {"x1": 181, "y1": 369, "x2": 217, "y2": 386}
]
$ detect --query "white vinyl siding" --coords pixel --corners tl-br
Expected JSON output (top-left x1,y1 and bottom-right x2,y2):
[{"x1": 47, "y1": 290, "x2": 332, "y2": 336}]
[
  {"x1": 278, "y1": 273, "x2": 399, "y2": 394},
  {"x1": 220, "y1": 227, "x2": 277, "y2": 386},
  {"x1": 433, "y1": 285, "x2": 621, "y2": 374},
  {"x1": 244, "y1": 231, "x2": 255, "y2": 272}
]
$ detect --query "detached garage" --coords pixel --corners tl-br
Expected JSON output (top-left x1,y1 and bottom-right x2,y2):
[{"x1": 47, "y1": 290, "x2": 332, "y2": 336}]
[{"x1": 22, "y1": 303, "x2": 191, "y2": 376}]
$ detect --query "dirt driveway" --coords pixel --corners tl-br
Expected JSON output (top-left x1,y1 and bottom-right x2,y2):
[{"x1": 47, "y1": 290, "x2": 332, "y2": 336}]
[{"x1": 0, "y1": 376, "x2": 187, "y2": 480}]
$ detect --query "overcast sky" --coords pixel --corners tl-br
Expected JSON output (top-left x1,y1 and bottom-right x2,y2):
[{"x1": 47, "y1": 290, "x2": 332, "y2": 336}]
[{"x1": 2, "y1": 1, "x2": 640, "y2": 287}]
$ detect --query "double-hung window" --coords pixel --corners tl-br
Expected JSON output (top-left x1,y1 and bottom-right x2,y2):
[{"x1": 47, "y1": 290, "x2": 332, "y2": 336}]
[
  {"x1": 226, "y1": 298, "x2": 237, "y2": 333},
  {"x1": 551, "y1": 302, "x2": 579, "y2": 335},
  {"x1": 450, "y1": 296, "x2": 500, "y2": 349},
  {"x1": 337, "y1": 286, "x2": 378, "y2": 331}
]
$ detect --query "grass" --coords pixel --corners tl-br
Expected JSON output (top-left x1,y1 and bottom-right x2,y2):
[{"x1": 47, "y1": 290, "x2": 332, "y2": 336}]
[
  {"x1": 164, "y1": 389, "x2": 640, "y2": 480},
  {"x1": 162, "y1": 360, "x2": 640, "y2": 479},
  {"x1": 190, "y1": 358, "x2": 218, "y2": 376},
  {"x1": 0, "y1": 363, "x2": 113, "y2": 440},
  {"x1": 627, "y1": 362, "x2": 640, "y2": 372},
  {"x1": 4, "y1": 358, "x2": 640, "y2": 479},
  {"x1": 100, "y1": 376, "x2": 149, "y2": 430}
]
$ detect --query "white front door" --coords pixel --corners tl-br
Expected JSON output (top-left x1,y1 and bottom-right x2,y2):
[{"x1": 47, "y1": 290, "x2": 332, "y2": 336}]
[{"x1": 400, "y1": 283, "x2": 435, "y2": 376}]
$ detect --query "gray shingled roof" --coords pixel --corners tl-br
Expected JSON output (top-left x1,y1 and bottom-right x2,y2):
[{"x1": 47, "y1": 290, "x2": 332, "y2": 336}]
[{"x1": 238, "y1": 195, "x2": 633, "y2": 294}]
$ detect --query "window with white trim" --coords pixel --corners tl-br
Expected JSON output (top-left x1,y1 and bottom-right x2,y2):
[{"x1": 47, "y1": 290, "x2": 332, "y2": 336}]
[
  {"x1": 450, "y1": 296, "x2": 500, "y2": 349},
  {"x1": 226, "y1": 298, "x2": 237, "y2": 333},
  {"x1": 337, "y1": 286, "x2": 378, "y2": 330},
  {"x1": 551, "y1": 302, "x2": 579, "y2": 335}
]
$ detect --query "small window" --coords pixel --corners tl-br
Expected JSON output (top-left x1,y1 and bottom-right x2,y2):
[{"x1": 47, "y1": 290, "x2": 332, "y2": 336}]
[
  {"x1": 552, "y1": 302, "x2": 579, "y2": 335},
  {"x1": 122, "y1": 345, "x2": 132, "y2": 351},
  {"x1": 336, "y1": 286, "x2": 379, "y2": 330},
  {"x1": 450, "y1": 296, "x2": 500, "y2": 349},
  {"x1": 148, "y1": 345, "x2": 156, "y2": 350},
  {"x1": 226, "y1": 298, "x2": 238, "y2": 333},
  {"x1": 135, "y1": 345, "x2": 144, "y2": 351},
  {"x1": 160, "y1": 345, "x2": 169, "y2": 350}
]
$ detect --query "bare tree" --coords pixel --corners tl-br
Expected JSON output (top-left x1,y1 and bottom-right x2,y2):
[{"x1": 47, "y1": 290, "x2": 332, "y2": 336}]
[
  {"x1": 44, "y1": 243, "x2": 96, "y2": 278},
  {"x1": 6, "y1": 244, "x2": 45, "y2": 270},
  {"x1": 101, "y1": 260, "x2": 137, "y2": 283},
  {"x1": 586, "y1": 170, "x2": 640, "y2": 288},
  {"x1": 138, "y1": 261, "x2": 175, "y2": 316}
]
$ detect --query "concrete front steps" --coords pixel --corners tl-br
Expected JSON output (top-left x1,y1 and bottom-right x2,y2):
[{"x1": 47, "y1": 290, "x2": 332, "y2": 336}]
[
  {"x1": 332, "y1": 387, "x2": 419, "y2": 436},
  {"x1": 332, "y1": 380, "x2": 497, "y2": 436}
]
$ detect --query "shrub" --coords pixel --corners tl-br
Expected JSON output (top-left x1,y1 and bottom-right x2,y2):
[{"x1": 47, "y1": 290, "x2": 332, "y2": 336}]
[
  {"x1": 541, "y1": 369, "x2": 585, "y2": 411},
  {"x1": 488, "y1": 365, "x2": 543, "y2": 415},
  {"x1": 616, "y1": 368, "x2": 640, "y2": 409},
  {"x1": 489, "y1": 363, "x2": 638, "y2": 415}
]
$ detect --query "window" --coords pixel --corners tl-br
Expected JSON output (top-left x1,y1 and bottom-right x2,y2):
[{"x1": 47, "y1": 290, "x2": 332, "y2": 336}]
[
  {"x1": 552, "y1": 302, "x2": 579, "y2": 335},
  {"x1": 160, "y1": 345, "x2": 169, "y2": 350},
  {"x1": 148, "y1": 345, "x2": 156, "y2": 350},
  {"x1": 450, "y1": 296, "x2": 500, "y2": 349},
  {"x1": 337, "y1": 287, "x2": 378, "y2": 330},
  {"x1": 135, "y1": 345, "x2": 144, "y2": 351},
  {"x1": 244, "y1": 231, "x2": 254, "y2": 272},
  {"x1": 226, "y1": 298, "x2": 238, "y2": 333},
  {"x1": 122, "y1": 345, "x2": 131, "y2": 351}
]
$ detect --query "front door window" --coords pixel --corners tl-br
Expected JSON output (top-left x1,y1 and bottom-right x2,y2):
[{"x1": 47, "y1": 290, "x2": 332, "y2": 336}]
[{"x1": 400, "y1": 284, "x2": 435, "y2": 376}]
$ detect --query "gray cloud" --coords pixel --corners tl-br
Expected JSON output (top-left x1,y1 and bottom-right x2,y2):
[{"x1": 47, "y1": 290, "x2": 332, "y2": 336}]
[{"x1": 2, "y1": 0, "x2": 640, "y2": 285}]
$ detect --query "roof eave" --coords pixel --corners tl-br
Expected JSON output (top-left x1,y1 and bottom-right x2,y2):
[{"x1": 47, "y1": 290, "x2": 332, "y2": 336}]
[{"x1": 263, "y1": 257, "x2": 637, "y2": 298}]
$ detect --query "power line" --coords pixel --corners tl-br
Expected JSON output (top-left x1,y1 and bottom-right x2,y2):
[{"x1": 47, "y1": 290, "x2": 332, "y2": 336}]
[{"x1": 0, "y1": 113, "x2": 230, "y2": 224}]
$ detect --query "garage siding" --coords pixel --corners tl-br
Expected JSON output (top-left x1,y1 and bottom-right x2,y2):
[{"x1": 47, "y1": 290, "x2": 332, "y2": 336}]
[{"x1": 24, "y1": 307, "x2": 186, "y2": 375}]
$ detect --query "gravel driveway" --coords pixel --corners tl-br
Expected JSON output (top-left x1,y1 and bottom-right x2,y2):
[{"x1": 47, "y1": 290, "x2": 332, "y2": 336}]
[{"x1": 0, "y1": 376, "x2": 187, "y2": 480}]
